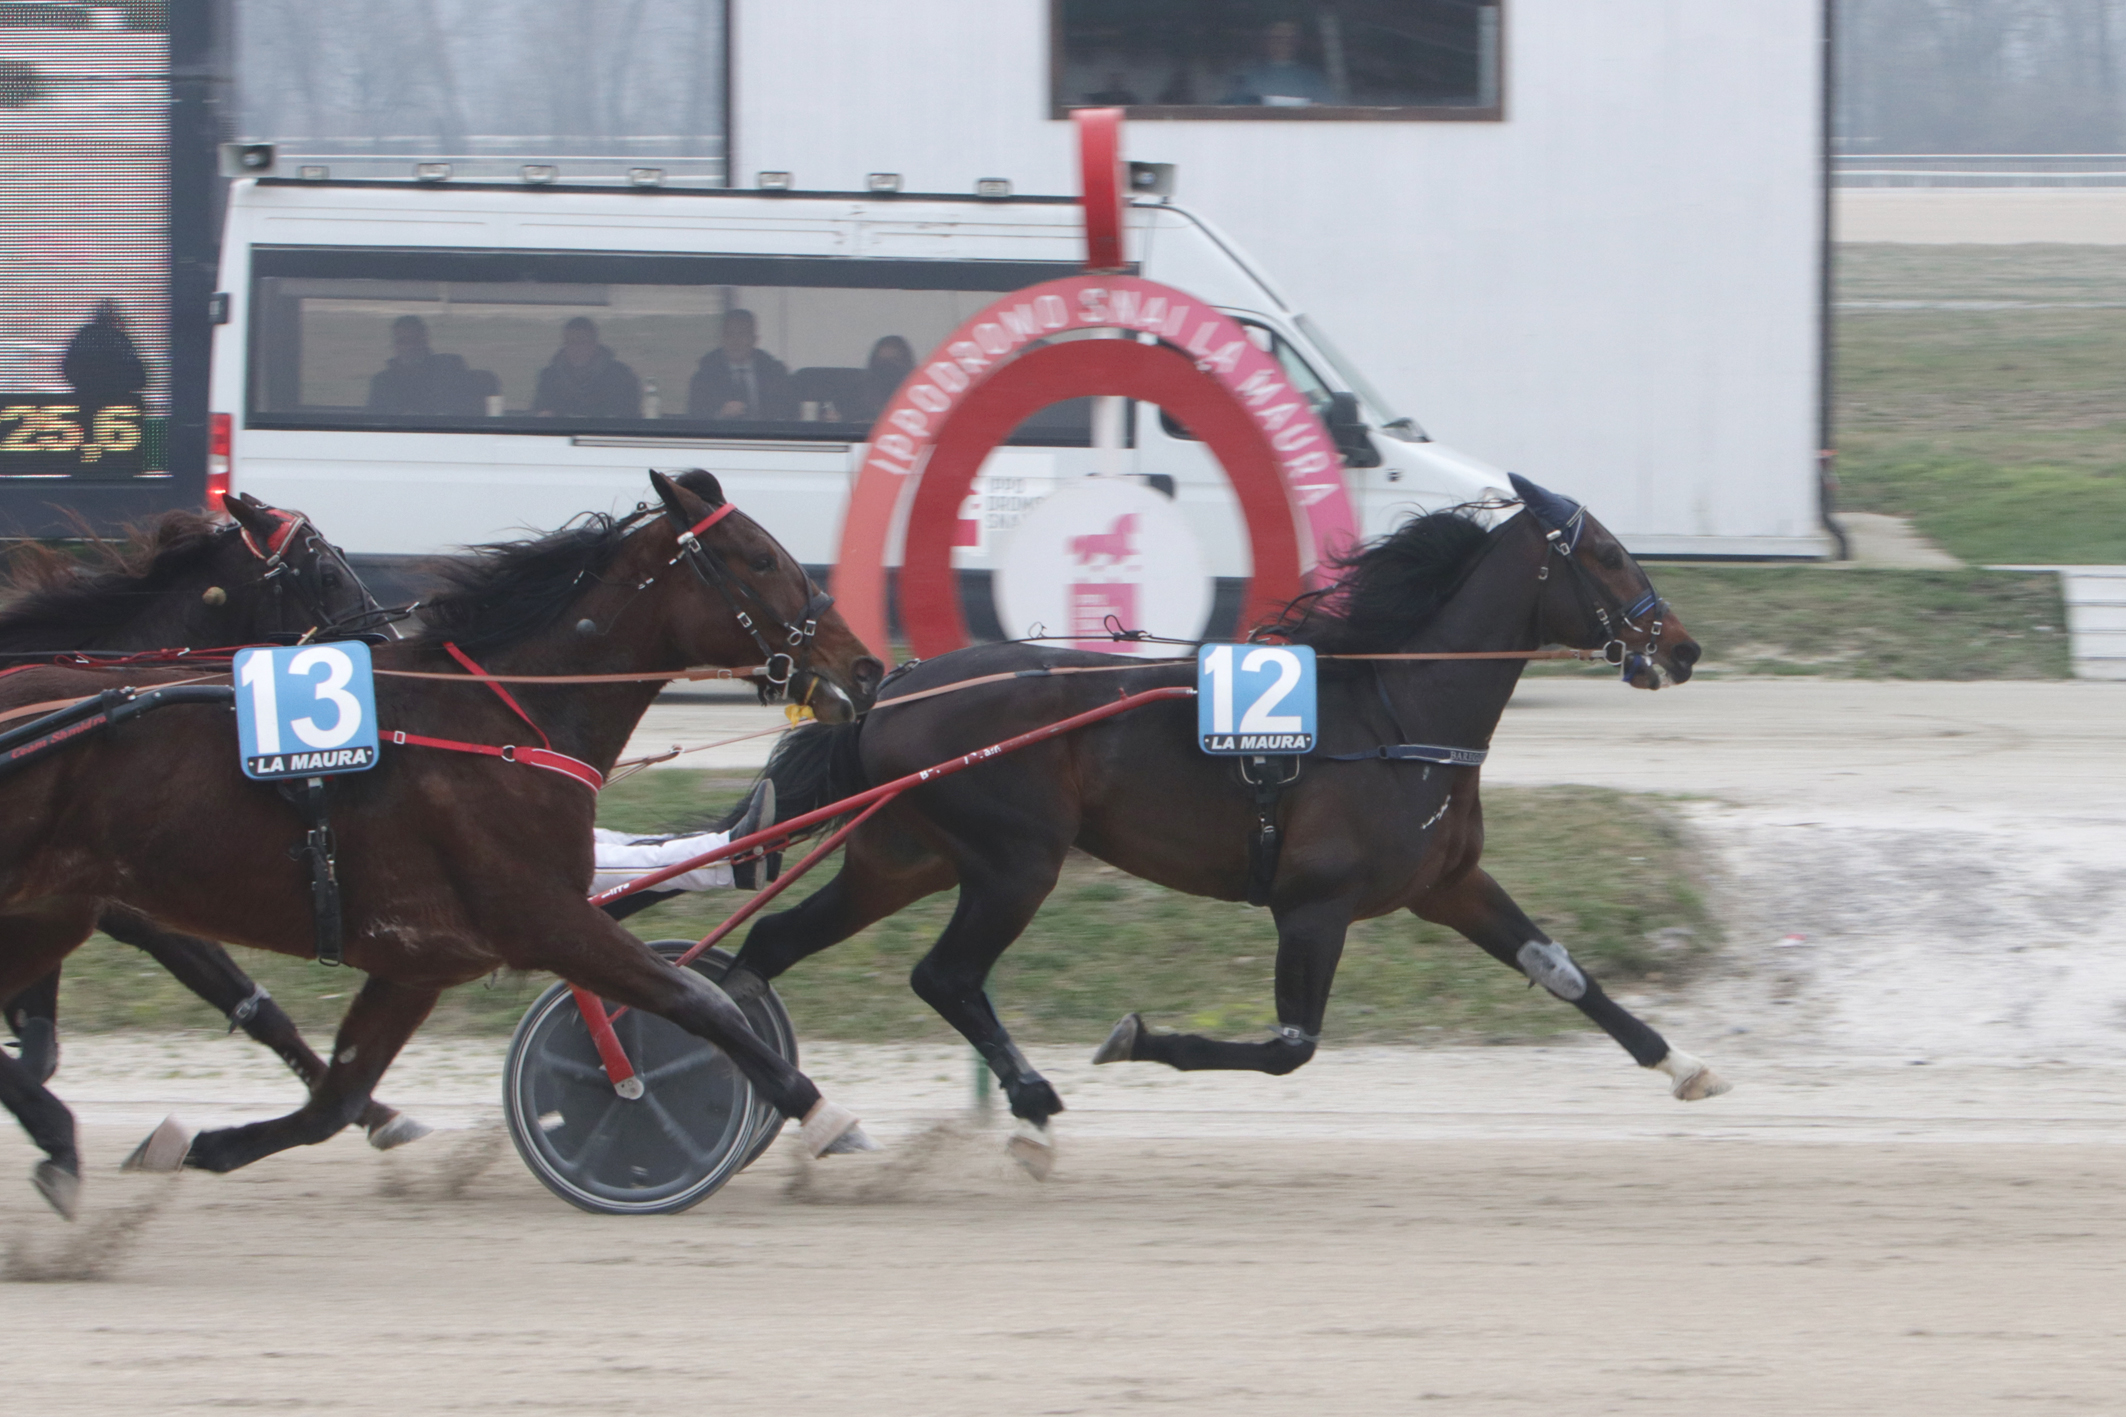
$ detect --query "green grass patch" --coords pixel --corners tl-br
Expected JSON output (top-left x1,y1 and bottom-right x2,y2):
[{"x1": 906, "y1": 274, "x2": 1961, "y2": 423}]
[
  {"x1": 1527, "y1": 564, "x2": 2070, "y2": 680},
  {"x1": 1836, "y1": 244, "x2": 2126, "y2": 563},
  {"x1": 55, "y1": 772, "x2": 1717, "y2": 1047}
]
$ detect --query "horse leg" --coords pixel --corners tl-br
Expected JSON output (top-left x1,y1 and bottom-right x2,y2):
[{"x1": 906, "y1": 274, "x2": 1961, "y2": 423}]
[
  {"x1": 0, "y1": 901, "x2": 101, "y2": 1216},
  {"x1": 1415, "y1": 868, "x2": 1730, "y2": 1100},
  {"x1": 727, "y1": 841, "x2": 955, "y2": 1004},
  {"x1": 1097, "y1": 894, "x2": 1355, "y2": 1076},
  {"x1": 96, "y1": 906, "x2": 425, "y2": 1149},
  {"x1": 905, "y1": 857, "x2": 1067, "y2": 1138},
  {"x1": 533, "y1": 912, "x2": 875, "y2": 1156},
  {"x1": 173, "y1": 974, "x2": 440, "y2": 1173},
  {"x1": 3, "y1": 970, "x2": 59, "y2": 1084}
]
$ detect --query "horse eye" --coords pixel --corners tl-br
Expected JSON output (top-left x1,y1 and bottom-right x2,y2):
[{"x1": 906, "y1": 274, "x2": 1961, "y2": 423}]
[{"x1": 750, "y1": 554, "x2": 776, "y2": 573}]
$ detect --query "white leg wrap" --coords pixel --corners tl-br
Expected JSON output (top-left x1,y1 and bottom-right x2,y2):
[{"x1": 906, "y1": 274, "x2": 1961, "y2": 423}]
[
  {"x1": 800, "y1": 1099, "x2": 878, "y2": 1156},
  {"x1": 1517, "y1": 939, "x2": 1587, "y2": 1001},
  {"x1": 1653, "y1": 1048, "x2": 1732, "y2": 1101}
]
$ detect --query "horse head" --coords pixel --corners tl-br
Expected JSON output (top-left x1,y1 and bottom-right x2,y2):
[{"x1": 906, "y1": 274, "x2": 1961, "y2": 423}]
[
  {"x1": 647, "y1": 470, "x2": 883, "y2": 722},
  {"x1": 1510, "y1": 472, "x2": 1700, "y2": 689},
  {"x1": 220, "y1": 493, "x2": 385, "y2": 641}
]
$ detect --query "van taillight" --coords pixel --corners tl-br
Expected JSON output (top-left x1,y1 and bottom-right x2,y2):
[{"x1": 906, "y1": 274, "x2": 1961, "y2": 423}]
[{"x1": 207, "y1": 413, "x2": 231, "y2": 510}]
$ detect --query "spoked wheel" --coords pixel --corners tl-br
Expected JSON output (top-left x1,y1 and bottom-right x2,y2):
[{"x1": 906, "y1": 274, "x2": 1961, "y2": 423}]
[{"x1": 504, "y1": 943, "x2": 799, "y2": 1215}]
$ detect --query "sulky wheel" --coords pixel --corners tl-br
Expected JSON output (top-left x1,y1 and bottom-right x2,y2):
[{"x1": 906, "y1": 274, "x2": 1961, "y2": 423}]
[{"x1": 504, "y1": 942, "x2": 798, "y2": 1215}]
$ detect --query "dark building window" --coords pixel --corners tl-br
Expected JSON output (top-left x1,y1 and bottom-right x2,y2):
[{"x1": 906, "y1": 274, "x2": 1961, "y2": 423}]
[{"x1": 1053, "y1": 1, "x2": 1502, "y2": 121}]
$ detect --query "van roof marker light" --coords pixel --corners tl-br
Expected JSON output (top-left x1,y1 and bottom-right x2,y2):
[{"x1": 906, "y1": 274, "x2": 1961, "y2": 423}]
[
  {"x1": 975, "y1": 178, "x2": 1013, "y2": 198},
  {"x1": 756, "y1": 171, "x2": 793, "y2": 191},
  {"x1": 628, "y1": 167, "x2": 664, "y2": 188},
  {"x1": 520, "y1": 164, "x2": 557, "y2": 185},
  {"x1": 866, "y1": 172, "x2": 903, "y2": 194},
  {"x1": 414, "y1": 162, "x2": 452, "y2": 183}
]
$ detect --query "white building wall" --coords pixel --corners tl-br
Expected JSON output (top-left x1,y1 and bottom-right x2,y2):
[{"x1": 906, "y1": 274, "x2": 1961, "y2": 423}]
[{"x1": 733, "y1": 0, "x2": 1825, "y2": 555}]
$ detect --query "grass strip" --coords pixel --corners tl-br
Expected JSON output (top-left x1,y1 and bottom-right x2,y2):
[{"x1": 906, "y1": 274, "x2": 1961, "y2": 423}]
[{"x1": 53, "y1": 772, "x2": 1717, "y2": 1047}]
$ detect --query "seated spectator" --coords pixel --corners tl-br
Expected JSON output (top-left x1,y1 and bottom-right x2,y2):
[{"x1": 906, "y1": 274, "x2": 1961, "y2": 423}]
[
  {"x1": 534, "y1": 316, "x2": 641, "y2": 419},
  {"x1": 368, "y1": 315, "x2": 484, "y2": 416},
  {"x1": 1221, "y1": 20, "x2": 1336, "y2": 106},
  {"x1": 687, "y1": 309, "x2": 795, "y2": 421},
  {"x1": 845, "y1": 335, "x2": 916, "y2": 424}
]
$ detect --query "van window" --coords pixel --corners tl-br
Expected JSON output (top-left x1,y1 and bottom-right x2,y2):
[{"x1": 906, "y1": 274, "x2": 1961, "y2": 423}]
[
  {"x1": 245, "y1": 248, "x2": 1098, "y2": 445},
  {"x1": 1158, "y1": 320, "x2": 1331, "y2": 440}
]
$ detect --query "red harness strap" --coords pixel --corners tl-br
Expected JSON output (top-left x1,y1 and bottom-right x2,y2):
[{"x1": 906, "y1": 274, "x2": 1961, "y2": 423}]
[
  {"x1": 384, "y1": 642, "x2": 603, "y2": 792},
  {"x1": 685, "y1": 502, "x2": 739, "y2": 539},
  {"x1": 386, "y1": 730, "x2": 604, "y2": 792}
]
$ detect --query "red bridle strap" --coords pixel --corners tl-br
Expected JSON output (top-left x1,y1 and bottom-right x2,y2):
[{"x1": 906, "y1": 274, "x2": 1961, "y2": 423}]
[
  {"x1": 239, "y1": 511, "x2": 303, "y2": 561},
  {"x1": 385, "y1": 730, "x2": 604, "y2": 793},
  {"x1": 684, "y1": 502, "x2": 738, "y2": 540}
]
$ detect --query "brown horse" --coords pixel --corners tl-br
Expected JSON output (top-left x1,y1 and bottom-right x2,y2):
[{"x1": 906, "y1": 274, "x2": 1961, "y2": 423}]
[
  {"x1": 734, "y1": 475, "x2": 1725, "y2": 1168},
  {"x1": 0, "y1": 495, "x2": 425, "y2": 1147},
  {"x1": 0, "y1": 470, "x2": 884, "y2": 1216}
]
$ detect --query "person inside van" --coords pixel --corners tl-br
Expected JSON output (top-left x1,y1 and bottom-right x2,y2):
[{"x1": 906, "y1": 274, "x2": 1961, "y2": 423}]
[
  {"x1": 534, "y1": 316, "x2": 641, "y2": 419},
  {"x1": 845, "y1": 334, "x2": 916, "y2": 424},
  {"x1": 368, "y1": 315, "x2": 483, "y2": 416},
  {"x1": 687, "y1": 308, "x2": 794, "y2": 421},
  {"x1": 1221, "y1": 19, "x2": 1336, "y2": 106}
]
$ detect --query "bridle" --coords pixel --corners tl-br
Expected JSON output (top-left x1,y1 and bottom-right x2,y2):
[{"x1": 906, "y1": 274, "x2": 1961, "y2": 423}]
[
  {"x1": 1529, "y1": 502, "x2": 1669, "y2": 681},
  {"x1": 664, "y1": 500, "x2": 837, "y2": 706},
  {"x1": 237, "y1": 509, "x2": 394, "y2": 642}
]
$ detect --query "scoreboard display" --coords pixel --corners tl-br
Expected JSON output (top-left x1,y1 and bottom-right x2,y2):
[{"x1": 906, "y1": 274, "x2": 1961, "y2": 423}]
[
  {"x1": 0, "y1": 6, "x2": 172, "y2": 523},
  {"x1": 0, "y1": 400, "x2": 148, "y2": 478}
]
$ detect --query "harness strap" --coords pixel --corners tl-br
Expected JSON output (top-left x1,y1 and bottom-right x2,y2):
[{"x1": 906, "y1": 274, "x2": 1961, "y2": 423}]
[
  {"x1": 443, "y1": 641, "x2": 553, "y2": 750},
  {"x1": 387, "y1": 729, "x2": 604, "y2": 793},
  {"x1": 1323, "y1": 743, "x2": 1489, "y2": 766},
  {"x1": 684, "y1": 502, "x2": 739, "y2": 540}
]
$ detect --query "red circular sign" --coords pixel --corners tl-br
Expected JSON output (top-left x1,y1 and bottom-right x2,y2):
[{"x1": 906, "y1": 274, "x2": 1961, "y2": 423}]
[{"x1": 834, "y1": 274, "x2": 1357, "y2": 660}]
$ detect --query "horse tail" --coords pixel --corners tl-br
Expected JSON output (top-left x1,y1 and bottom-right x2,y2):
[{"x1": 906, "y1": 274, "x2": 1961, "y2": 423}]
[{"x1": 762, "y1": 718, "x2": 869, "y2": 826}]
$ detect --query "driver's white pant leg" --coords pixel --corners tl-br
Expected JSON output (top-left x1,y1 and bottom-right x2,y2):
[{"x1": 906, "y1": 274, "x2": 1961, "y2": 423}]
[{"x1": 590, "y1": 827, "x2": 735, "y2": 894}]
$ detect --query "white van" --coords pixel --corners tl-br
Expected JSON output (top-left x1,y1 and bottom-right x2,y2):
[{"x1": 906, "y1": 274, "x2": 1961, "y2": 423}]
[{"x1": 210, "y1": 176, "x2": 1502, "y2": 624}]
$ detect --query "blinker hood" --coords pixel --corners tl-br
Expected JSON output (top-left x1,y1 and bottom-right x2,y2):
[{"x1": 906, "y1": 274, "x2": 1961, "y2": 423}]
[{"x1": 1507, "y1": 472, "x2": 1584, "y2": 533}]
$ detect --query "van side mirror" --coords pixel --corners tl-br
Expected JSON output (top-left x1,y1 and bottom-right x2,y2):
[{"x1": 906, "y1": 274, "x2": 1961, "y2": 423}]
[{"x1": 1326, "y1": 392, "x2": 1381, "y2": 468}]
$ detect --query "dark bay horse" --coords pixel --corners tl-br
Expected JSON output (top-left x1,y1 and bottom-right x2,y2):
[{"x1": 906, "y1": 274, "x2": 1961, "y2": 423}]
[
  {"x1": 0, "y1": 496, "x2": 426, "y2": 1147},
  {"x1": 733, "y1": 475, "x2": 1725, "y2": 1164},
  {"x1": 0, "y1": 471, "x2": 884, "y2": 1216}
]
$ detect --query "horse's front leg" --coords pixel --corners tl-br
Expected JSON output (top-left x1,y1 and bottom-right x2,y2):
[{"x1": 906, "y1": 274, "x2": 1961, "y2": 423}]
[
  {"x1": 1095, "y1": 894, "x2": 1355, "y2": 1076},
  {"x1": 1415, "y1": 867, "x2": 1731, "y2": 1100},
  {"x1": 166, "y1": 973, "x2": 440, "y2": 1173}
]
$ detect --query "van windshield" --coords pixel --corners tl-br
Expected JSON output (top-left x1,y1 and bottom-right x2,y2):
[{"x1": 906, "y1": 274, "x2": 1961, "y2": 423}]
[{"x1": 246, "y1": 248, "x2": 1096, "y2": 444}]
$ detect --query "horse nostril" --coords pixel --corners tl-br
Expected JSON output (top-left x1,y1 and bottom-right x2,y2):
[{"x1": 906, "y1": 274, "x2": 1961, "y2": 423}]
[{"x1": 1669, "y1": 641, "x2": 1700, "y2": 679}]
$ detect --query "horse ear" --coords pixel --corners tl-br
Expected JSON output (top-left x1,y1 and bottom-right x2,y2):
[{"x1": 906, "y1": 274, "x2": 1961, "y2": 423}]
[
  {"x1": 222, "y1": 491, "x2": 276, "y2": 540},
  {"x1": 649, "y1": 468, "x2": 723, "y2": 528},
  {"x1": 1507, "y1": 472, "x2": 1582, "y2": 531}
]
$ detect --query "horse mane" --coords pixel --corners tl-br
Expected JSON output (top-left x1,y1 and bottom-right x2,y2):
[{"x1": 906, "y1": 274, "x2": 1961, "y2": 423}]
[
  {"x1": 0, "y1": 511, "x2": 235, "y2": 652},
  {"x1": 413, "y1": 511, "x2": 652, "y2": 654},
  {"x1": 1264, "y1": 507, "x2": 1496, "y2": 654}
]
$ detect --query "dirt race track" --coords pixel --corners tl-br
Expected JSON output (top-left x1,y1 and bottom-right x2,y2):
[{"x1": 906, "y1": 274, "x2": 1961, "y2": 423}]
[{"x1": 7, "y1": 679, "x2": 2126, "y2": 1414}]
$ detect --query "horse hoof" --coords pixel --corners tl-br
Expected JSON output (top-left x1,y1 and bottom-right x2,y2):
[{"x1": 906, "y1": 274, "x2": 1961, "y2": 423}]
[
  {"x1": 1091, "y1": 1012, "x2": 1142, "y2": 1065},
  {"x1": 821, "y1": 1124, "x2": 880, "y2": 1156},
  {"x1": 1006, "y1": 1121, "x2": 1055, "y2": 1181},
  {"x1": 121, "y1": 1116, "x2": 193, "y2": 1173},
  {"x1": 31, "y1": 1161, "x2": 78, "y2": 1221},
  {"x1": 800, "y1": 1099, "x2": 877, "y2": 1157},
  {"x1": 1655, "y1": 1049, "x2": 1732, "y2": 1102},
  {"x1": 366, "y1": 1113, "x2": 434, "y2": 1151}
]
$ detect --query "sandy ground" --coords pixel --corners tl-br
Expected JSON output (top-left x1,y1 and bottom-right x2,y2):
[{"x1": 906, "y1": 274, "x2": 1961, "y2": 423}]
[
  {"x1": 8, "y1": 678, "x2": 2126, "y2": 1413},
  {"x1": 1839, "y1": 188, "x2": 2126, "y2": 244}
]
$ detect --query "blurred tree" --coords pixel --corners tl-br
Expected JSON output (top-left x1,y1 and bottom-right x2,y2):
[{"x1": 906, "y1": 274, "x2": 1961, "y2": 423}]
[{"x1": 1838, "y1": 0, "x2": 2126, "y2": 152}]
